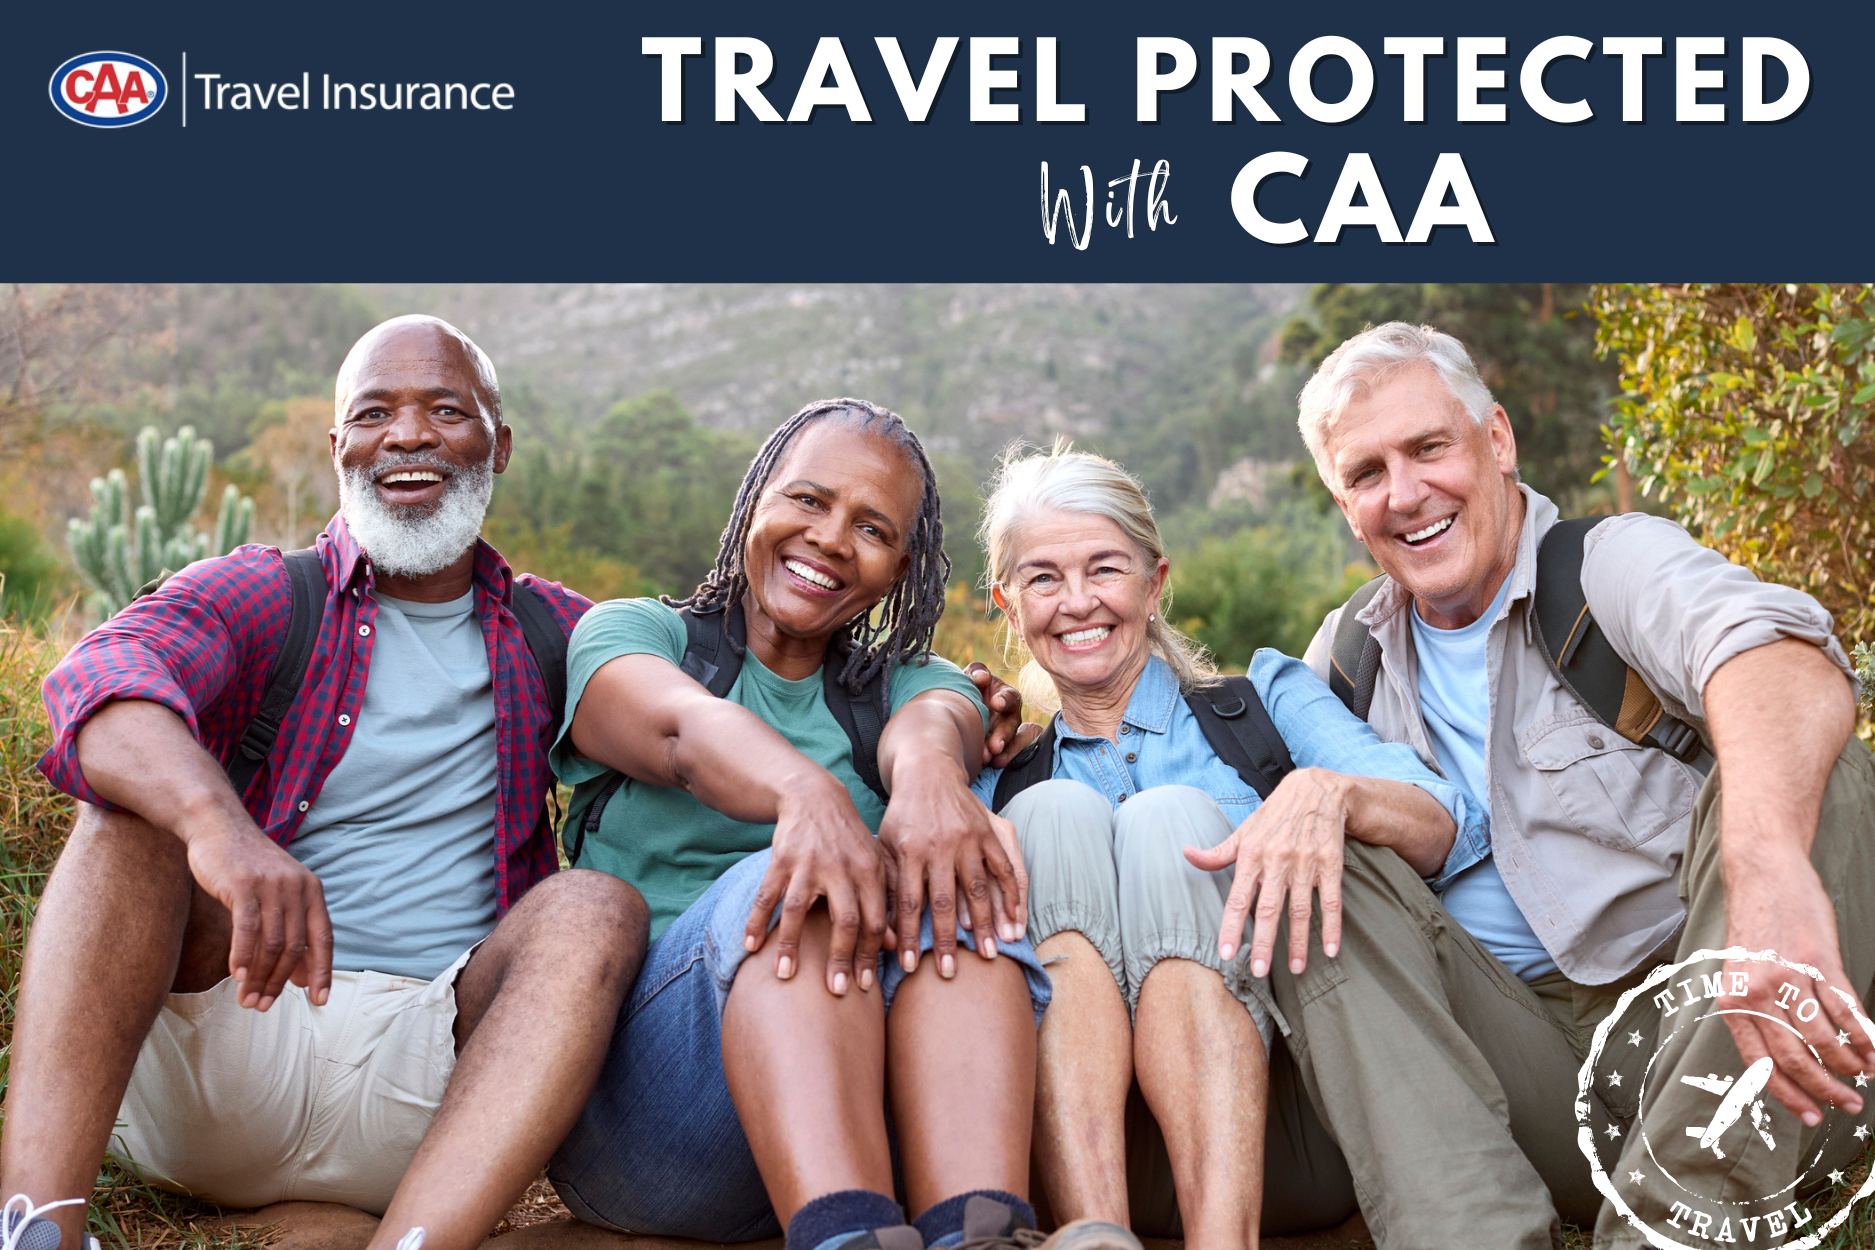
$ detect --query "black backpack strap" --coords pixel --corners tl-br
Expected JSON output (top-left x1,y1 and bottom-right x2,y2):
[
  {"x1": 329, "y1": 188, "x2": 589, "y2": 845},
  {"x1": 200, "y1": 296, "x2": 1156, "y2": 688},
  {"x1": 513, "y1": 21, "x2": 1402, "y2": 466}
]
[
  {"x1": 992, "y1": 715, "x2": 1060, "y2": 813},
  {"x1": 822, "y1": 651, "x2": 891, "y2": 803},
  {"x1": 227, "y1": 547, "x2": 327, "y2": 798},
  {"x1": 677, "y1": 602, "x2": 745, "y2": 697},
  {"x1": 1535, "y1": 518, "x2": 1712, "y2": 772},
  {"x1": 1185, "y1": 675, "x2": 1295, "y2": 801},
  {"x1": 508, "y1": 581, "x2": 569, "y2": 735},
  {"x1": 1327, "y1": 576, "x2": 1386, "y2": 720}
]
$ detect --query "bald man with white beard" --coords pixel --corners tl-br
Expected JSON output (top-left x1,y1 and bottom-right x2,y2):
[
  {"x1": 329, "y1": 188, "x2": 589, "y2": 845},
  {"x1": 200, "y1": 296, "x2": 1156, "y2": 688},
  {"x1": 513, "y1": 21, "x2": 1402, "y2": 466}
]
[{"x1": 1, "y1": 317, "x2": 650, "y2": 1250}]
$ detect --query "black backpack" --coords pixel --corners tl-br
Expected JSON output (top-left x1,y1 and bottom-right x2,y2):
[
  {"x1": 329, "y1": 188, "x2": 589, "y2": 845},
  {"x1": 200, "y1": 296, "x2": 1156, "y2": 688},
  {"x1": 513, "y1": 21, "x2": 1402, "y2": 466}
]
[
  {"x1": 563, "y1": 600, "x2": 892, "y2": 865},
  {"x1": 1325, "y1": 516, "x2": 1712, "y2": 771},
  {"x1": 988, "y1": 673, "x2": 1296, "y2": 813},
  {"x1": 138, "y1": 548, "x2": 572, "y2": 804}
]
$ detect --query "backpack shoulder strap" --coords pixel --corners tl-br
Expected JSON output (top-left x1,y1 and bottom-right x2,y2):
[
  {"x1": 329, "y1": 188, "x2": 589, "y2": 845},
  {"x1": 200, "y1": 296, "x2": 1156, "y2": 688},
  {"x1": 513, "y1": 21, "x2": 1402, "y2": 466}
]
[
  {"x1": 228, "y1": 547, "x2": 327, "y2": 798},
  {"x1": 821, "y1": 652, "x2": 891, "y2": 804},
  {"x1": 1327, "y1": 576, "x2": 1386, "y2": 720},
  {"x1": 677, "y1": 602, "x2": 745, "y2": 697},
  {"x1": 508, "y1": 580, "x2": 569, "y2": 734},
  {"x1": 1185, "y1": 674, "x2": 1295, "y2": 801},
  {"x1": 1535, "y1": 517, "x2": 1711, "y2": 772},
  {"x1": 992, "y1": 715, "x2": 1060, "y2": 813}
]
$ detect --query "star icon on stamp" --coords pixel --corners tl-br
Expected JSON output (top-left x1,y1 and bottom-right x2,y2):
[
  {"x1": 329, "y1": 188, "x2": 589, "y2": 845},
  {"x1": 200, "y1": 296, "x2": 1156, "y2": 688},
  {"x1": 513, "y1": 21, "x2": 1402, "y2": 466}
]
[
  {"x1": 1839, "y1": 1030, "x2": 1853, "y2": 1046},
  {"x1": 1629, "y1": 1170, "x2": 1645, "y2": 1184},
  {"x1": 1607, "y1": 1071, "x2": 1623, "y2": 1087},
  {"x1": 1831, "y1": 1170, "x2": 1848, "y2": 1185},
  {"x1": 1856, "y1": 1124, "x2": 1870, "y2": 1142},
  {"x1": 1628, "y1": 1030, "x2": 1645, "y2": 1046},
  {"x1": 1606, "y1": 1123, "x2": 1622, "y2": 1139},
  {"x1": 1857, "y1": 1072, "x2": 1870, "y2": 1088}
]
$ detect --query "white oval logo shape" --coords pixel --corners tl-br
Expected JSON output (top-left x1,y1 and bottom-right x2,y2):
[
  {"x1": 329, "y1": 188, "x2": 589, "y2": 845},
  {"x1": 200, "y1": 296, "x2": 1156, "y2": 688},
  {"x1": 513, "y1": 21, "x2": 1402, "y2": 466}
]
[{"x1": 50, "y1": 52, "x2": 167, "y2": 128}]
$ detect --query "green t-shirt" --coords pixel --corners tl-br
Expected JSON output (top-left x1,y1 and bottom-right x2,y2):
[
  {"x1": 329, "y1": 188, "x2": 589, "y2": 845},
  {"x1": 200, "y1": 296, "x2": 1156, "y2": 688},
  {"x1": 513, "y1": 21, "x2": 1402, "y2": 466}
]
[{"x1": 551, "y1": 598, "x2": 991, "y2": 939}]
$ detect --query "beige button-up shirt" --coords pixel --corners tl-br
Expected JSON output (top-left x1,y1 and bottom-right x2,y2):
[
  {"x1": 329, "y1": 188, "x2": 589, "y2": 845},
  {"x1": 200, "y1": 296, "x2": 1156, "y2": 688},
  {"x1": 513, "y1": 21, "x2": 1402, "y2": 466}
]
[{"x1": 1304, "y1": 486, "x2": 1856, "y2": 985}]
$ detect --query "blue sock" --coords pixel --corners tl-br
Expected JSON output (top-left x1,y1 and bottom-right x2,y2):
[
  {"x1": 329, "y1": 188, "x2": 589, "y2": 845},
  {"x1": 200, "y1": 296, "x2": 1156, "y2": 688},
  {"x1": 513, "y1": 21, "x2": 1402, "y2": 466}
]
[
  {"x1": 788, "y1": 1189, "x2": 908, "y2": 1250},
  {"x1": 912, "y1": 1191, "x2": 1035, "y2": 1248}
]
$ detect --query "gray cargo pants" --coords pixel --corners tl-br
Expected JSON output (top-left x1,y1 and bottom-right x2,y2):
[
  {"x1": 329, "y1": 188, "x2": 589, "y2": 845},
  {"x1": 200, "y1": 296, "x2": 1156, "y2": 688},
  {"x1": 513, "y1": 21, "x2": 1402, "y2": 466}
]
[
  {"x1": 1004, "y1": 779, "x2": 1357, "y2": 1237},
  {"x1": 1267, "y1": 739, "x2": 1875, "y2": 1250}
]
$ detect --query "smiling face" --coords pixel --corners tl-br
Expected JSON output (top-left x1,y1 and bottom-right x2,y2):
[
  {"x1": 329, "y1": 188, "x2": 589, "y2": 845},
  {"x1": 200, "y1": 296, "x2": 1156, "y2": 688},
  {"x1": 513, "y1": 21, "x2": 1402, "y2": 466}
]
[
  {"x1": 992, "y1": 508, "x2": 1168, "y2": 708},
  {"x1": 330, "y1": 320, "x2": 512, "y2": 591},
  {"x1": 1323, "y1": 362, "x2": 1524, "y2": 629},
  {"x1": 739, "y1": 418, "x2": 923, "y2": 666}
]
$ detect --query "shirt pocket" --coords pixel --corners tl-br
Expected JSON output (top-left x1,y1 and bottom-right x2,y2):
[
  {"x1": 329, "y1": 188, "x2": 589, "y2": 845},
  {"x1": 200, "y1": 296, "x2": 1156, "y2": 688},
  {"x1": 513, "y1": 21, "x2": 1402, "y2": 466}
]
[{"x1": 1520, "y1": 718, "x2": 1697, "y2": 851}]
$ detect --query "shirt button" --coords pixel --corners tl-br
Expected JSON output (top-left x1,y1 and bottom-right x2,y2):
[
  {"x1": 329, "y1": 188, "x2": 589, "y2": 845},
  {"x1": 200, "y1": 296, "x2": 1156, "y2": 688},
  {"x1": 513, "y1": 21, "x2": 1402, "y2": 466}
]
[
  {"x1": 1117, "y1": 792, "x2": 1128, "y2": 803},
  {"x1": 298, "y1": 800, "x2": 310, "y2": 812},
  {"x1": 1126, "y1": 752, "x2": 1137, "y2": 763},
  {"x1": 338, "y1": 713, "x2": 351, "y2": 726},
  {"x1": 1587, "y1": 734, "x2": 1605, "y2": 750},
  {"x1": 1120, "y1": 725, "x2": 1131, "y2": 735},
  {"x1": 358, "y1": 624, "x2": 371, "y2": 637}
]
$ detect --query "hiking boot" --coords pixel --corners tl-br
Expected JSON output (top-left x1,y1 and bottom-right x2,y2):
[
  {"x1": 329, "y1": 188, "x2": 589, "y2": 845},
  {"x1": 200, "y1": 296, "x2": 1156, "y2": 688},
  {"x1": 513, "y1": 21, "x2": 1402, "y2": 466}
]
[
  {"x1": 1, "y1": 1195, "x2": 98, "y2": 1250},
  {"x1": 836, "y1": 1227, "x2": 924, "y2": 1250},
  {"x1": 952, "y1": 1197, "x2": 1142, "y2": 1250}
]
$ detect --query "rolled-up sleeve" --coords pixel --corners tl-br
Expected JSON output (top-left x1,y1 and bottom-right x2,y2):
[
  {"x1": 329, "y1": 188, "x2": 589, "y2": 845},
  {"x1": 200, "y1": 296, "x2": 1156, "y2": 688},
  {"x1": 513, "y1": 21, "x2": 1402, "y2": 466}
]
[
  {"x1": 1250, "y1": 648, "x2": 1488, "y2": 884},
  {"x1": 39, "y1": 558, "x2": 263, "y2": 806},
  {"x1": 1581, "y1": 515, "x2": 1857, "y2": 724}
]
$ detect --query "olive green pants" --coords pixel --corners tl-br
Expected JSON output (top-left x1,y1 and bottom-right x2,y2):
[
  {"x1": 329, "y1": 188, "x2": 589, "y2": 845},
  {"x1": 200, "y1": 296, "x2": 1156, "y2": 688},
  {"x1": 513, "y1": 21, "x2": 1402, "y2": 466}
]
[{"x1": 1269, "y1": 739, "x2": 1875, "y2": 1250}]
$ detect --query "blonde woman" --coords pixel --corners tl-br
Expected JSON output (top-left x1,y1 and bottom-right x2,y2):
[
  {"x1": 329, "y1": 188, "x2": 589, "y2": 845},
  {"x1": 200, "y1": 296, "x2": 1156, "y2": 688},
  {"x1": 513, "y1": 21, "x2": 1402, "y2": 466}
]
[{"x1": 972, "y1": 445, "x2": 1487, "y2": 1247}]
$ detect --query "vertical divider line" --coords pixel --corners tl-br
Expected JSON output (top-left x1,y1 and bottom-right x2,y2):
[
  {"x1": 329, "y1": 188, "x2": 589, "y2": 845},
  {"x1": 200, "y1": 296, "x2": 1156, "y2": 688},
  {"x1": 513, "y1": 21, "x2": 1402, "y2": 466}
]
[{"x1": 181, "y1": 51, "x2": 186, "y2": 126}]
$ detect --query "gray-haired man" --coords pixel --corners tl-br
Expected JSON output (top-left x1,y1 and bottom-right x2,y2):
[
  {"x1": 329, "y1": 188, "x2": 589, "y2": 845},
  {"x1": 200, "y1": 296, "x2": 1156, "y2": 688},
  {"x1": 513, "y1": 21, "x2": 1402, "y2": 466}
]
[{"x1": 1252, "y1": 321, "x2": 1874, "y2": 1248}]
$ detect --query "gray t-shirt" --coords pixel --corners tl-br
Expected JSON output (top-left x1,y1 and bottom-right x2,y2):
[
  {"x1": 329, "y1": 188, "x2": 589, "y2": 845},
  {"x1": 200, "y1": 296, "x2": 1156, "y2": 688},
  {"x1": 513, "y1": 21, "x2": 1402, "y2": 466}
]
[{"x1": 289, "y1": 587, "x2": 500, "y2": 980}]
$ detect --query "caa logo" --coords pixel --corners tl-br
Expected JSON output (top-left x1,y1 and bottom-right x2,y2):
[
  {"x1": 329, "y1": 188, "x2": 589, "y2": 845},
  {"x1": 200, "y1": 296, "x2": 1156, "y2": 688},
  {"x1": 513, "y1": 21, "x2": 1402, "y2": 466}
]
[{"x1": 50, "y1": 52, "x2": 167, "y2": 128}]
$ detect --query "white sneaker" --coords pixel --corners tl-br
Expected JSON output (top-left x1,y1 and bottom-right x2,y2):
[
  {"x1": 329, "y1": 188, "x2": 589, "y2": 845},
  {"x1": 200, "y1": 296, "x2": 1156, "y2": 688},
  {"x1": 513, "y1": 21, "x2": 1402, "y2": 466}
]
[{"x1": 0, "y1": 1194, "x2": 94, "y2": 1250}]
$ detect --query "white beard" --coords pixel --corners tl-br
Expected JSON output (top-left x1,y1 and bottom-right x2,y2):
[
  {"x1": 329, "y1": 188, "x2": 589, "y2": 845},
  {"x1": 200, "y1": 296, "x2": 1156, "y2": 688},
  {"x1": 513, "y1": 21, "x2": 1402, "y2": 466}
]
[{"x1": 337, "y1": 452, "x2": 494, "y2": 579}]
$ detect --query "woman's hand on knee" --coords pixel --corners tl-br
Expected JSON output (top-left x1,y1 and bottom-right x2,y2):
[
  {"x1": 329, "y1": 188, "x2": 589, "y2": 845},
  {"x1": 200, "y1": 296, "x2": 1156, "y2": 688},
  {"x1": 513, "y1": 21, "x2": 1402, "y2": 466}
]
[
  {"x1": 1185, "y1": 767, "x2": 1349, "y2": 980},
  {"x1": 878, "y1": 759, "x2": 1028, "y2": 978},
  {"x1": 745, "y1": 773, "x2": 891, "y2": 996}
]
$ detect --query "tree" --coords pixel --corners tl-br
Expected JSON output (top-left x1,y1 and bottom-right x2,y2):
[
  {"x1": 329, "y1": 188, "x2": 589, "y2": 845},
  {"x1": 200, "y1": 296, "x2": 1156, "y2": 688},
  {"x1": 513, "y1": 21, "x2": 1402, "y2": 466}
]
[
  {"x1": 1279, "y1": 284, "x2": 1620, "y2": 510},
  {"x1": 1593, "y1": 283, "x2": 1875, "y2": 663}
]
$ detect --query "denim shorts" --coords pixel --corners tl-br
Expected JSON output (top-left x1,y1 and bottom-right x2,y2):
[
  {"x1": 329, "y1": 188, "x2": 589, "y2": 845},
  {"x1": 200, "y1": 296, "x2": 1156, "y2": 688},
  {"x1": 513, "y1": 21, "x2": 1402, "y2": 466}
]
[{"x1": 548, "y1": 847, "x2": 1051, "y2": 1240}]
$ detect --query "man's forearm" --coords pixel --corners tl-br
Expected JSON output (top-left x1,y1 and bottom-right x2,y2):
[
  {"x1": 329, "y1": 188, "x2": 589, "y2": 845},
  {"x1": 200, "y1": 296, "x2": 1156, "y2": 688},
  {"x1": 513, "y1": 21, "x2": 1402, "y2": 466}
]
[
  {"x1": 75, "y1": 699, "x2": 252, "y2": 844},
  {"x1": 1706, "y1": 638, "x2": 1855, "y2": 873}
]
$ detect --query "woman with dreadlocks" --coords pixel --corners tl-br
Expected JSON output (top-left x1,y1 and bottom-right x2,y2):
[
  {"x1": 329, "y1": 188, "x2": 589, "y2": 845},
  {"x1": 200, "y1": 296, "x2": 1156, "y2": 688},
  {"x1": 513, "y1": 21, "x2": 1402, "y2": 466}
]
[{"x1": 544, "y1": 401, "x2": 1136, "y2": 1250}]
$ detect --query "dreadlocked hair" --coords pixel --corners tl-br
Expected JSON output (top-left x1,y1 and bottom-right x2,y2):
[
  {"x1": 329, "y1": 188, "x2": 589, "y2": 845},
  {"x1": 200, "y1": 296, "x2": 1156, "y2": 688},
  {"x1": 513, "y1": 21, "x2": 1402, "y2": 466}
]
[{"x1": 664, "y1": 397, "x2": 951, "y2": 699}]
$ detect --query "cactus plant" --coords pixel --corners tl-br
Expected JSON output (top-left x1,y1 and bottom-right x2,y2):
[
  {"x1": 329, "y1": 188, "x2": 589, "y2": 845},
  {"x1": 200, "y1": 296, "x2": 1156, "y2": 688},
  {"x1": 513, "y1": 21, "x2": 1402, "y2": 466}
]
[{"x1": 66, "y1": 425, "x2": 254, "y2": 617}]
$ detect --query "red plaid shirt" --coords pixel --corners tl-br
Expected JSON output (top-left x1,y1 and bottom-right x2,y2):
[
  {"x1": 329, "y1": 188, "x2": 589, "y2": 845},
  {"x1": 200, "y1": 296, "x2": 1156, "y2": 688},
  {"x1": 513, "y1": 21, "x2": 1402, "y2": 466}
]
[{"x1": 40, "y1": 515, "x2": 591, "y2": 914}]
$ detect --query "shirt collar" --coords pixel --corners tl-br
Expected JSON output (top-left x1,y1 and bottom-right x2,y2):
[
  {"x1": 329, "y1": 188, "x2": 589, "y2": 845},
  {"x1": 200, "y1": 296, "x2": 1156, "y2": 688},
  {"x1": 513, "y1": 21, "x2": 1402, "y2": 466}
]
[
  {"x1": 1355, "y1": 482, "x2": 1557, "y2": 640},
  {"x1": 320, "y1": 512, "x2": 516, "y2": 604},
  {"x1": 1053, "y1": 653, "x2": 1180, "y2": 743}
]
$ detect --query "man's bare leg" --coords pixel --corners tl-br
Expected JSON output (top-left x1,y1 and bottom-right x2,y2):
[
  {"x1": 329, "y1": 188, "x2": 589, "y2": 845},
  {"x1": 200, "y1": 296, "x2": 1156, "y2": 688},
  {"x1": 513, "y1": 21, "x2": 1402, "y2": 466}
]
[
  {"x1": 369, "y1": 870, "x2": 647, "y2": 1250},
  {"x1": 1134, "y1": 959, "x2": 1266, "y2": 1250},
  {"x1": 0, "y1": 805, "x2": 226, "y2": 1248},
  {"x1": 1029, "y1": 931, "x2": 1131, "y2": 1227}
]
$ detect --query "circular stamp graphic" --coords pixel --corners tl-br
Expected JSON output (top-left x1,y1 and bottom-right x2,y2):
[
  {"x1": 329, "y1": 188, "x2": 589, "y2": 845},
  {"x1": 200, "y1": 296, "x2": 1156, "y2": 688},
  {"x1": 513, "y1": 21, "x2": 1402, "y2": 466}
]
[{"x1": 1577, "y1": 947, "x2": 1875, "y2": 1248}]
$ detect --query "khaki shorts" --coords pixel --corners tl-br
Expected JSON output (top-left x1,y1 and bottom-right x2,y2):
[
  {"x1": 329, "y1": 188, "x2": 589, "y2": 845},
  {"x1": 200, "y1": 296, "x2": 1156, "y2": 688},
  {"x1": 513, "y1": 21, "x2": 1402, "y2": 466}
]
[{"x1": 110, "y1": 945, "x2": 476, "y2": 1215}]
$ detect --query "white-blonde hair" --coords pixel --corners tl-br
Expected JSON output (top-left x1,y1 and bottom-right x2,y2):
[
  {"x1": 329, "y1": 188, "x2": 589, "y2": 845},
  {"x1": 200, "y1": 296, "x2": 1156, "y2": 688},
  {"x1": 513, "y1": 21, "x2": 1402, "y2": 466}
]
[
  {"x1": 979, "y1": 441, "x2": 1216, "y2": 712},
  {"x1": 1296, "y1": 321, "x2": 1495, "y2": 489}
]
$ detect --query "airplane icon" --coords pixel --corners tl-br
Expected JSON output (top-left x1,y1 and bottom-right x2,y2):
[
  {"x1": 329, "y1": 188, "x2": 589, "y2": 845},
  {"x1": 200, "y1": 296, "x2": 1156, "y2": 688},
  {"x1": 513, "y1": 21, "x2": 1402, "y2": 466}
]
[{"x1": 1682, "y1": 1057, "x2": 1777, "y2": 1159}]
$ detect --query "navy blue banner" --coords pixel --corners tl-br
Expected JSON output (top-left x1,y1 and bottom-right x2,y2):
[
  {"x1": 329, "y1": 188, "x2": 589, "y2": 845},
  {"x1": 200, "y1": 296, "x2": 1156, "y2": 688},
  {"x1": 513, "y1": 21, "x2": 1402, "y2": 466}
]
[{"x1": 7, "y1": 0, "x2": 1869, "y2": 278}]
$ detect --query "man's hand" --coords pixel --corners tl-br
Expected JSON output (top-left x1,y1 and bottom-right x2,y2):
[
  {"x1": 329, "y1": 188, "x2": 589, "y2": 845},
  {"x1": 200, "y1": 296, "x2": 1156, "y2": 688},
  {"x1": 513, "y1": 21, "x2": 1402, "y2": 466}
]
[
  {"x1": 186, "y1": 821, "x2": 334, "y2": 1010},
  {"x1": 965, "y1": 662, "x2": 1043, "y2": 767},
  {"x1": 1721, "y1": 849, "x2": 1874, "y2": 1125},
  {"x1": 743, "y1": 772, "x2": 892, "y2": 996},
  {"x1": 1185, "y1": 767, "x2": 1349, "y2": 979},
  {"x1": 877, "y1": 755, "x2": 1027, "y2": 978}
]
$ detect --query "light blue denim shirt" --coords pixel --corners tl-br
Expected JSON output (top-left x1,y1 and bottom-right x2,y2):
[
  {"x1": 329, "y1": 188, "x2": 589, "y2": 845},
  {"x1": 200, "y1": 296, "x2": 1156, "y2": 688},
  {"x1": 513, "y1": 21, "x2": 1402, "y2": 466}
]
[{"x1": 974, "y1": 650, "x2": 1487, "y2": 853}]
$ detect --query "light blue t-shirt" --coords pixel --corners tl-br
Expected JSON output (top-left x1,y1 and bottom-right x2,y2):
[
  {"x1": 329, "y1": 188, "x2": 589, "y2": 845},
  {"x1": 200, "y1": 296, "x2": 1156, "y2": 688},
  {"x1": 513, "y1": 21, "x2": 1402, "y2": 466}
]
[
  {"x1": 289, "y1": 588, "x2": 500, "y2": 980},
  {"x1": 1409, "y1": 576, "x2": 1558, "y2": 981}
]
